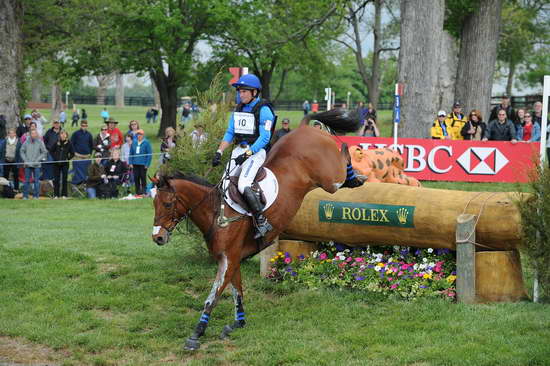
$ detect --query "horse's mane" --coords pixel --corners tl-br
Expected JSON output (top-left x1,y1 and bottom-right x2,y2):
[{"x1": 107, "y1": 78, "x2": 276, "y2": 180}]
[{"x1": 165, "y1": 171, "x2": 214, "y2": 188}]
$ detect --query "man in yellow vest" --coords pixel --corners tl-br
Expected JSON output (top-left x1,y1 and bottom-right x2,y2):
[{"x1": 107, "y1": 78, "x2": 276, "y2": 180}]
[
  {"x1": 447, "y1": 102, "x2": 467, "y2": 140},
  {"x1": 431, "y1": 111, "x2": 452, "y2": 140}
]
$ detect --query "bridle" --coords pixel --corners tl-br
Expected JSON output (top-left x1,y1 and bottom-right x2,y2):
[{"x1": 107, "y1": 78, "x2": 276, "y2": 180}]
[{"x1": 154, "y1": 181, "x2": 220, "y2": 236}]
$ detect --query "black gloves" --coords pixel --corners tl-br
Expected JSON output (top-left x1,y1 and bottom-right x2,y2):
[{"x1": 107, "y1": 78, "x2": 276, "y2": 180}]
[
  {"x1": 234, "y1": 152, "x2": 249, "y2": 166},
  {"x1": 212, "y1": 151, "x2": 222, "y2": 167}
]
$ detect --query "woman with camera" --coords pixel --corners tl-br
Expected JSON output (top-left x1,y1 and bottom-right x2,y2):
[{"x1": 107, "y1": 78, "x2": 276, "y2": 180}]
[{"x1": 359, "y1": 116, "x2": 380, "y2": 137}]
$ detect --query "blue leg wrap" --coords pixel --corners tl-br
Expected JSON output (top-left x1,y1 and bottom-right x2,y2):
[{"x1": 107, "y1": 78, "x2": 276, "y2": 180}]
[
  {"x1": 236, "y1": 311, "x2": 245, "y2": 321},
  {"x1": 346, "y1": 163, "x2": 357, "y2": 180},
  {"x1": 199, "y1": 313, "x2": 210, "y2": 324}
]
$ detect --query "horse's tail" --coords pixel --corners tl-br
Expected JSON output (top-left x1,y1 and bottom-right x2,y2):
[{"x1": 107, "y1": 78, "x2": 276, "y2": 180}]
[{"x1": 300, "y1": 108, "x2": 361, "y2": 134}]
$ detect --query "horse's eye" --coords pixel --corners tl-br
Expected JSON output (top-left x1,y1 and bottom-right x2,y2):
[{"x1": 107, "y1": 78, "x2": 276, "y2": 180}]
[{"x1": 163, "y1": 202, "x2": 173, "y2": 208}]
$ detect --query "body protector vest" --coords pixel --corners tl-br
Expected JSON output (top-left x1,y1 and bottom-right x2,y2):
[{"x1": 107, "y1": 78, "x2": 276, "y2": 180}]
[{"x1": 233, "y1": 99, "x2": 277, "y2": 151}]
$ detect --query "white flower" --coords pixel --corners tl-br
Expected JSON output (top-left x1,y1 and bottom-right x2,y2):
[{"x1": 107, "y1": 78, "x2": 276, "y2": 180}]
[
  {"x1": 419, "y1": 263, "x2": 427, "y2": 270},
  {"x1": 428, "y1": 262, "x2": 435, "y2": 268},
  {"x1": 423, "y1": 258, "x2": 428, "y2": 263},
  {"x1": 413, "y1": 264, "x2": 419, "y2": 270},
  {"x1": 427, "y1": 248, "x2": 433, "y2": 253}
]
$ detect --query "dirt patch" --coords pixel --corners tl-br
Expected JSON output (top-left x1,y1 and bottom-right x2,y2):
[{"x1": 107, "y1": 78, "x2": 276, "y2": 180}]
[{"x1": 0, "y1": 336, "x2": 70, "y2": 366}]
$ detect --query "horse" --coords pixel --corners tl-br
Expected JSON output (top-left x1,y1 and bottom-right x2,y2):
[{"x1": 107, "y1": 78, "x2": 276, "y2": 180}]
[{"x1": 151, "y1": 109, "x2": 362, "y2": 351}]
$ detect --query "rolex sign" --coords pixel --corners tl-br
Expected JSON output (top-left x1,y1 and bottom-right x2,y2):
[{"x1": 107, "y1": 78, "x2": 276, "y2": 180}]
[{"x1": 319, "y1": 201, "x2": 415, "y2": 228}]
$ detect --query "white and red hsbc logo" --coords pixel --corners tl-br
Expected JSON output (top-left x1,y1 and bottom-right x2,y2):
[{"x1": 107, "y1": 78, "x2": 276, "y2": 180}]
[{"x1": 336, "y1": 137, "x2": 539, "y2": 183}]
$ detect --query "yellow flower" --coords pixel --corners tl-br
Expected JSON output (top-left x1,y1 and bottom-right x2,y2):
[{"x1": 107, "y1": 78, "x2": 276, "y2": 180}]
[
  {"x1": 423, "y1": 273, "x2": 432, "y2": 279},
  {"x1": 270, "y1": 258, "x2": 275, "y2": 263},
  {"x1": 326, "y1": 259, "x2": 332, "y2": 263},
  {"x1": 277, "y1": 252, "x2": 283, "y2": 256},
  {"x1": 446, "y1": 275, "x2": 457, "y2": 283},
  {"x1": 377, "y1": 263, "x2": 385, "y2": 267}
]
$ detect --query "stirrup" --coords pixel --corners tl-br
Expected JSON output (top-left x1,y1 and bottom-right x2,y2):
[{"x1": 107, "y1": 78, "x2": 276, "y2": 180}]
[{"x1": 253, "y1": 216, "x2": 273, "y2": 239}]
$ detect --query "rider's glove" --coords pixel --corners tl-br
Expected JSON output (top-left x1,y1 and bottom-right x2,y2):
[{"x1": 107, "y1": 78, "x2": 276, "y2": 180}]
[
  {"x1": 212, "y1": 151, "x2": 222, "y2": 167},
  {"x1": 234, "y1": 150, "x2": 252, "y2": 166}
]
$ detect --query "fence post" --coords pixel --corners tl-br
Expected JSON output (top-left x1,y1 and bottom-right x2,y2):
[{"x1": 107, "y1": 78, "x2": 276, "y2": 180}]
[
  {"x1": 260, "y1": 237, "x2": 279, "y2": 277},
  {"x1": 456, "y1": 214, "x2": 476, "y2": 304}
]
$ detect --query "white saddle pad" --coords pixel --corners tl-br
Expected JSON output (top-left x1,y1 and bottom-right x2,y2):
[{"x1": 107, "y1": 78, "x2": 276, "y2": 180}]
[{"x1": 222, "y1": 167, "x2": 279, "y2": 216}]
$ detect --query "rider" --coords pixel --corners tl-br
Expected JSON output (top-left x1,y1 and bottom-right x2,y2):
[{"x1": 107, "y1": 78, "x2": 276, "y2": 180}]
[{"x1": 211, "y1": 74, "x2": 276, "y2": 239}]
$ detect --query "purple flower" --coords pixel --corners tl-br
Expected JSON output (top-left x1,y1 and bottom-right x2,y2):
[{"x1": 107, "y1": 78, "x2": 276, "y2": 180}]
[
  {"x1": 285, "y1": 267, "x2": 293, "y2": 272},
  {"x1": 291, "y1": 271, "x2": 297, "y2": 276},
  {"x1": 367, "y1": 264, "x2": 375, "y2": 268},
  {"x1": 379, "y1": 273, "x2": 385, "y2": 278},
  {"x1": 298, "y1": 254, "x2": 305, "y2": 260},
  {"x1": 415, "y1": 249, "x2": 422, "y2": 256},
  {"x1": 420, "y1": 285, "x2": 427, "y2": 288},
  {"x1": 355, "y1": 275, "x2": 365, "y2": 281},
  {"x1": 284, "y1": 252, "x2": 291, "y2": 258}
]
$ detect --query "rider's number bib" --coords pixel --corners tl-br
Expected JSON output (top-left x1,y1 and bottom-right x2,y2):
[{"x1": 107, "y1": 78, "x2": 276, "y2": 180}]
[{"x1": 233, "y1": 112, "x2": 256, "y2": 135}]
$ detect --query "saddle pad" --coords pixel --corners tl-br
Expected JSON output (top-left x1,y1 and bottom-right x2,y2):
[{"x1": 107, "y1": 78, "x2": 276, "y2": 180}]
[{"x1": 222, "y1": 167, "x2": 279, "y2": 216}]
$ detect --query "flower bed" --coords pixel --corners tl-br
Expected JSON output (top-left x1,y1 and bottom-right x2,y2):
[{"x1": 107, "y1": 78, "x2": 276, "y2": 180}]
[{"x1": 267, "y1": 243, "x2": 457, "y2": 300}]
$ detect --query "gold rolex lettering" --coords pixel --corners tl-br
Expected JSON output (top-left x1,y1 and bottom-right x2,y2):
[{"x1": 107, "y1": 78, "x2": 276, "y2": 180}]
[
  {"x1": 370, "y1": 209, "x2": 378, "y2": 222},
  {"x1": 379, "y1": 209, "x2": 389, "y2": 222},
  {"x1": 342, "y1": 207, "x2": 352, "y2": 220},
  {"x1": 351, "y1": 208, "x2": 361, "y2": 221}
]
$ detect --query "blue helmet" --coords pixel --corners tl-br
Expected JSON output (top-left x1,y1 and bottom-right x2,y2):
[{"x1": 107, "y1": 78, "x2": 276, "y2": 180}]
[{"x1": 232, "y1": 74, "x2": 262, "y2": 91}]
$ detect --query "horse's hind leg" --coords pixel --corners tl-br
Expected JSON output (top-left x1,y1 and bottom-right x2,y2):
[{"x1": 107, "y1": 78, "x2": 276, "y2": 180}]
[{"x1": 220, "y1": 268, "x2": 245, "y2": 339}]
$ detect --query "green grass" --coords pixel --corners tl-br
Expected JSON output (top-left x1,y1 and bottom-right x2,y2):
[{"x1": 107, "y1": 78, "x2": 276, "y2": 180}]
[{"x1": 1, "y1": 198, "x2": 549, "y2": 365}]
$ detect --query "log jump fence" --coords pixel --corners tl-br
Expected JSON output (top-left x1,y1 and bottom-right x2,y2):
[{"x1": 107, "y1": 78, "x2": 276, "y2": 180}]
[{"x1": 260, "y1": 183, "x2": 529, "y2": 303}]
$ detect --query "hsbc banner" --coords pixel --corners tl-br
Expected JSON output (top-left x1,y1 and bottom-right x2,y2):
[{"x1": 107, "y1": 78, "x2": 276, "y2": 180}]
[{"x1": 336, "y1": 137, "x2": 540, "y2": 183}]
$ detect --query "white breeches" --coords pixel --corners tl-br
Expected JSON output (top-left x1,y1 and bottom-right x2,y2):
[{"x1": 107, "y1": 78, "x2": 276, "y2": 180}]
[{"x1": 227, "y1": 146, "x2": 266, "y2": 194}]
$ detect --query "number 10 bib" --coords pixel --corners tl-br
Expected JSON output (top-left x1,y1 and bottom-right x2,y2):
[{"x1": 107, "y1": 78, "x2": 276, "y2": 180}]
[{"x1": 233, "y1": 112, "x2": 256, "y2": 135}]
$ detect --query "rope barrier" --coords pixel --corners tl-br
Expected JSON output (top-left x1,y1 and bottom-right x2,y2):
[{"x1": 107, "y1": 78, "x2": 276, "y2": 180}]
[
  {"x1": 0, "y1": 152, "x2": 164, "y2": 166},
  {"x1": 457, "y1": 191, "x2": 504, "y2": 250}
]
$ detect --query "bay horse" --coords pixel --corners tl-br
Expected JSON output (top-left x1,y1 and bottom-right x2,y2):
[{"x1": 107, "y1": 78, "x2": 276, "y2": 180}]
[{"x1": 151, "y1": 109, "x2": 362, "y2": 350}]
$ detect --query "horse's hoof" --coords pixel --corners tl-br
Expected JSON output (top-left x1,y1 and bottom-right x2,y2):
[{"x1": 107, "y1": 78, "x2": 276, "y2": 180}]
[
  {"x1": 184, "y1": 337, "x2": 201, "y2": 351},
  {"x1": 219, "y1": 325, "x2": 233, "y2": 340}
]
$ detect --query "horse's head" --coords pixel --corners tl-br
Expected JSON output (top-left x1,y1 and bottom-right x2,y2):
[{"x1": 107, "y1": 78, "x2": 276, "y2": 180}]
[{"x1": 151, "y1": 175, "x2": 187, "y2": 246}]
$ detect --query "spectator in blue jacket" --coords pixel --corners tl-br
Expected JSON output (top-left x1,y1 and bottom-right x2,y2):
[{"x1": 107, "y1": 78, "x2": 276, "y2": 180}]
[
  {"x1": 70, "y1": 120, "x2": 94, "y2": 185},
  {"x1": 517, "y1": 113, "x2": 541, "y2": 142},
  {"x1": 129, "y1": 129, "x2": 152, "y2": 196}
]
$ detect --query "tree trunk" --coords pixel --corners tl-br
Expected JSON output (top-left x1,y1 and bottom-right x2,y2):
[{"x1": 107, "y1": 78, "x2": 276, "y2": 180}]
[
  {"x1": 152, "y1": 81, "x2": 161, "y2": 108},
  {"x1": 0, "y1": 0, "x2": 23, "y2": 130},
  {"x1": 51, "y1": 83, "x2": 62, "y2": 121},
  {"x1": 96, "y1": 74, "x2": 114, "y2": 105},
  {"x1": 115, "y1": 72, "x2": 125, "y2": 107},
  {"x1": 397, "y1": 0, "x2": 445, "y2": 138},
  {"x1": 436, "y1": 31, "x2": 459, "y2": 112},
  {"x1": 369, "y1": 0, "x2": 383, "y2": 109},
  {"x1": 31, "y1": 74, "x2": 41, "y2": 102},
  {"x1": 259, "y1": 71, "x2": 273, "y2": 101},
  {"x1": 506, "y1": 61, "x2": 516, "y2": 98},
  {"x1": 454, "y1": 0, "x2": 503, "y2": 124},
  {"x1": 151, "y1": 70, "x2": 177, "y2": 138}
]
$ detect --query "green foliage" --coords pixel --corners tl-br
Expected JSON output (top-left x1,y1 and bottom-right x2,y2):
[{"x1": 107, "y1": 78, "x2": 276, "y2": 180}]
[
  {"x1": 164, "y1": 72, "x2": 232, "y2": 183},
  {"x1": 517, "y1": 163, "x2": 550, "y2": 302},
  {"x1": 518, "y1": 47, "x2": 550, "y2": 89},
  {"x1": 444, "y1": 0, "x2": 480, "y2": 38}
]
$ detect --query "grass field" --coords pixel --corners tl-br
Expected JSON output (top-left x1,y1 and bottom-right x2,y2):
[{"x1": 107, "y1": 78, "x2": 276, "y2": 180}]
[
  {"x1": 1, "y1": 198, "x2": 549, "y2": 365},
  {"x1": 3, "y1": 105, "x2": 545, "y2": 365}
]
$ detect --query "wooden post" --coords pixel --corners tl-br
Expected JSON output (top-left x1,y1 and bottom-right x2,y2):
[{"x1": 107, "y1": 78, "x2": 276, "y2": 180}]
[
  {"x1": 260, "y1": 237, "x2": 279, "y2": 277},
  {"x1": 456, "y1": 214, "x2": 476, "y2": 304}
]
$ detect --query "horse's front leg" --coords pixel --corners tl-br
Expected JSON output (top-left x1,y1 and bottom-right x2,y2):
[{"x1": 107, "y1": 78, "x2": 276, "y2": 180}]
[
  {"x1": 220, "y1": 268, "x2": 245, "y2": 339},
  {"x1": 184, "y1": 253, "x2": 236, "y2": 351}
]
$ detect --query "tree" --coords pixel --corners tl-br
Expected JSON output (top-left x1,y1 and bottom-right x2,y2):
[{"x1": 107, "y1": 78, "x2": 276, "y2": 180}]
[
  {"x1": 397, "y1": 0, "x2": 445, "y2": 138},
  {"x1": 115, "y1": 73, "x2": 124, "y2": 108},
  {"x1": 0, "y1": 0, "x2": 23, "y2": 130},
  {"x1": 96, "y1": 74, "x2": 115, "y2": 105},
  {"x1": 454, "y1": 0, "x2": 503, "y2": 123},
  {"x1": 209, "y1": 0, "x2": 344, "y2": 100},
  {"x1": 335, "y1": 0, "x2": 399, "y2": 109}
]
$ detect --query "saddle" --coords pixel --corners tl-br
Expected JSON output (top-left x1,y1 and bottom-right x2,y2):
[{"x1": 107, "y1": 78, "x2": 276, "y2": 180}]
[{"x1": 226, "y1": 167, "x2": 267, "y2": 212}]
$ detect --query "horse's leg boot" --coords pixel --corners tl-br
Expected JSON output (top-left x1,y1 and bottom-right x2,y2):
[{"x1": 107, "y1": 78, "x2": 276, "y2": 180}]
[{"x1": 243, "y1": 187, "x2": 272, "y2": 239}]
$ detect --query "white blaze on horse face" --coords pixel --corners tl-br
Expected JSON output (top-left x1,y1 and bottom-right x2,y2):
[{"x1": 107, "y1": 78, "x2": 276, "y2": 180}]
[
  {"x1": 204, "y1": 253, "x2": 228, "y2": 308},
  {"x1": 150, "y1": 187, "x2": 157, "y2": 198},
  {"x1": 152, "y1": 226, "x2": 161, "y2": 235},
  {"x1": 334, "y1": 181, "x2": 344, "y2": 190}
]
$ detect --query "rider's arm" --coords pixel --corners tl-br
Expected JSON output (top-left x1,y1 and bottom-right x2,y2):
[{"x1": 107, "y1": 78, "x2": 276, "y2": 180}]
[{"x1": 249, "y1": 106, "x2": 274, "y2": 154}]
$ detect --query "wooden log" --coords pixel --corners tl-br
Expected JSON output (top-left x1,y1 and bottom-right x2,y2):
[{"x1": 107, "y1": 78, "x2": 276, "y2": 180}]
[
  {"x1": 456, "y1": 214, "x2": 476, "y2": 304},
  {"x1": 284, "y1": 183, "x2": 528, "y2": 250},
  {"x1": 278, "y1": 240, "x2": 318, "y2": 259},
  {"x1": 475, "y1": 250, "x2": 528, "y2": 302}
]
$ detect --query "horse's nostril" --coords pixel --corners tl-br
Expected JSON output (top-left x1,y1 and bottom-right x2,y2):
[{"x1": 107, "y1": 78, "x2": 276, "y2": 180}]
[{"x1": 154, "y1": 236, "x2": 165, "y2": 245}]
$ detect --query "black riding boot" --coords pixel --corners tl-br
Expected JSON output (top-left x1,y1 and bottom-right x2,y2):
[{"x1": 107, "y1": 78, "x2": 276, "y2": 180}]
[{"x1": 243, "y1": 187, "x2": 273, "y2": 239}]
